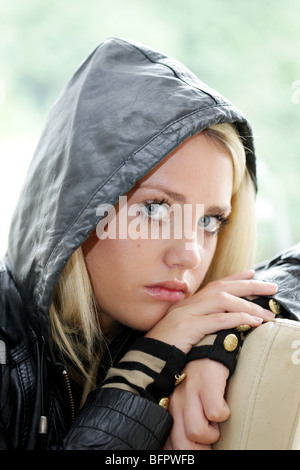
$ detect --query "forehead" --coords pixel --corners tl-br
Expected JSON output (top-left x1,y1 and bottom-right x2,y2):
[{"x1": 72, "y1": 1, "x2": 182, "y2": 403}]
[{"x1": 137, "y1": 133, "x2": 233, "y2": 205}]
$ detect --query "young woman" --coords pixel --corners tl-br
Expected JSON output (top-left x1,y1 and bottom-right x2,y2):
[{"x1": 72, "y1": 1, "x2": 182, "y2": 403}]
[{"x1": 0, "y1": 37, "x2": 278, "y2": 450}]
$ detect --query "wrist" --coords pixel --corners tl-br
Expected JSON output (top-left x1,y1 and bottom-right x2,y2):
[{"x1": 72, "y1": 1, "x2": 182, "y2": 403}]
[
  {"x1": 102, "y1": 337, "x2": 187, "y2": 402},
  {"x1": 187, "y1": 329, "x2": 245, "y2": 377}
]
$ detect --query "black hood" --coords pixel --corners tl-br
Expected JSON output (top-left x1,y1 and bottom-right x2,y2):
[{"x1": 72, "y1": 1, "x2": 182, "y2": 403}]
[{"x1": 7, "y1": 37, "x2": 256, "y2": 342}]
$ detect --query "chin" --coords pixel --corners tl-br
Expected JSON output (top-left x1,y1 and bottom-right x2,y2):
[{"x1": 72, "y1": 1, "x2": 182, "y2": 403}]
[{"x1": 136, "y1": 308, "x2": 170, "y2": 332}]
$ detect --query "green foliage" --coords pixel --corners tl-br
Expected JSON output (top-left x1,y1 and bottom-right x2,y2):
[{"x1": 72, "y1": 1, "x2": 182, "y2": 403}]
[{"x1": 1, "y1": 0, "x2": 300, "y2": 260}]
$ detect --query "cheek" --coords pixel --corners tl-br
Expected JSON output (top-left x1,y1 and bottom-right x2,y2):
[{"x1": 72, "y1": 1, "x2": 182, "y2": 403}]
[
  {"x1": 84, "y1": 236, "x2": 155, "y2": 292},
  {"x1": 191, "y1": 242, "x2": 217, "y2": 290},
  {"x1": 203, "y1": 236, "x2": 219, "y2": 269}
]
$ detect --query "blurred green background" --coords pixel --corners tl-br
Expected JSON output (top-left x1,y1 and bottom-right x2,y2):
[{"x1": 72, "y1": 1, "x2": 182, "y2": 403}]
[{"x1": 1, "y1": 0, "x2": 299, "y2": 262}]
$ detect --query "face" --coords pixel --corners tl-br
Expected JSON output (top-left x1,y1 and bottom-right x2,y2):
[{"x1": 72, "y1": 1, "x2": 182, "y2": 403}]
[{"x1": 83, "y1": 133, "x2": 233, "y2": 333}]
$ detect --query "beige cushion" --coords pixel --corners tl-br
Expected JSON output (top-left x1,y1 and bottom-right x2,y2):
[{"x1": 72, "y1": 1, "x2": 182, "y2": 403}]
[{"x1": 213, "y1": 319, "x2": 300, "y2": 450}]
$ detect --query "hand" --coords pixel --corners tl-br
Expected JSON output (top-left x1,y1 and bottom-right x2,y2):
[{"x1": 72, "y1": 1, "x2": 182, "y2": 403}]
[
  {"x1": 146, "y1": 270, "x2": 277, "y2": 354},
  {"x1": 163, "y1": 359, "x2": 229, "y2": 450}
]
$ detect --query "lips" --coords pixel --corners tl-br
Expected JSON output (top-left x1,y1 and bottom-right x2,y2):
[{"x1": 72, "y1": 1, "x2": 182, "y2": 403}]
[{"x1": 144, "y1": 280, "x2": 189, "y2": 302}]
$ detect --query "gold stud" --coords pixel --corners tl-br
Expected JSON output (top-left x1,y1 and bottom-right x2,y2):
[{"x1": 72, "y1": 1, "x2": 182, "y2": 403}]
[
  {"x1": 158, "y1": 397, "x2": 169, "y2": 410},
  {"x1": 269, "y1": 299, "x2": 281, "y2": 315},
  {"x1": 223, "y1": 333, "x2": 239, "y2": 352},
  {"x1": 236, "y1": 325, "x2": 251, "y2": 332},
  {"x1": 174, "y1": 373, "x2": 187, "y2": 386}
]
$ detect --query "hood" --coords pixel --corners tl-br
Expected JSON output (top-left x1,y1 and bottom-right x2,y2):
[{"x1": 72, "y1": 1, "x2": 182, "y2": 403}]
[{"x1": 7, "y1": 37, "x2": 257, "y2": 343}]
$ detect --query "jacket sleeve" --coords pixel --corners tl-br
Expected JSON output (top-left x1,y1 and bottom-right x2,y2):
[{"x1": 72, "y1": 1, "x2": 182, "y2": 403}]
[
  {"x1": 54, "y1": 337, "x2": 187, "y2": 450},
  {"x1": 56, "y1": 388, "x2": 172, "y2": 450}
]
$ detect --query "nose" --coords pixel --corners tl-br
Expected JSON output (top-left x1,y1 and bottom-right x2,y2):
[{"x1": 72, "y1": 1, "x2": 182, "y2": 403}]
[{"x1": 163, "y1": 234, "x2": 201, "y2": 270}]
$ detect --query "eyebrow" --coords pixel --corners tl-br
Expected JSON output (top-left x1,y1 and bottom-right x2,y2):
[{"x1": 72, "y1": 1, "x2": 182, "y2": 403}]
[
  {"x1": 140, "y1": 184, "x2": 186, "y2": 204},
  {"x1": 139, "y1": 184, "x2": 231, "y2": 214}
]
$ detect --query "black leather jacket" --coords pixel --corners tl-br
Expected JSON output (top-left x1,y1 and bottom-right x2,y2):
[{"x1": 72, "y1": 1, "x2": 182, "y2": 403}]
[
  {"x1": 1, "y1": 245, "x2": 300, "y2": 449},
  {"x1": 0, "y1": 257, "x2": 173, "y2": 450},
  {"x1": 2, "y1": 37, "x2": 296, "y2": 450}
]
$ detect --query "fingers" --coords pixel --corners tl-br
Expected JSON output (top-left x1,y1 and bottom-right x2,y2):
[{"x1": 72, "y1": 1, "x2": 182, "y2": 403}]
[
  {"x1": 147, "y1": 310, "x2": 262, "y2": 353},
  {"x1": 182, "y1": 391, "x2": 220, "y2": 445},
  {"x1": 177, "y1": 311, "x2": 264, "y2": 353},
  {"x1": 176, "y1": 280, "x2": 277, "y2": 322},
  {"x1": 165, "y1": 360, "x2": 231, "y2": 450},
  {"x1": 166, "y1": 361, "x2": 226, "y2": 449},
  {"x1": 194, "y1": 311, "x2": 264, "y2": 335},
  {"x1": 178, "y1": 291, "x2": 275, "y2": 322},
  {"x1": 167, "y1": 391, "x2": 215, "y2": 450},
  {"x1": 186, "y1": 277, "x2": 278, "y2": 306},
  {"x1": 198, "y1": 360, "x2": 230, "y2": 423},
  {"x1": 205, "y1": 290, "x2": 275, "y2": 322},
  {"x1": 147, "y1": 270, "x2": 278, "y2": 353},
  {"x1": 146, "y1": 308, "x2": 266, "y2": 354},
  {"x1": 204, "y1": 278, "x2": 278, "y2": 299}
]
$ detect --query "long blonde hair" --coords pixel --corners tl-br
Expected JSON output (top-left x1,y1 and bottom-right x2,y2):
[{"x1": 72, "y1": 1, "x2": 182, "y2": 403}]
[
  {"x1": 49, "y1": 122, "x2": 256, "y2": 384},
  {"x1": 202, "y1": 123, "x2": 256, "y2": 285},
  {"x1": 49, "y1": 247, "x2": 102, "y2": 379}
]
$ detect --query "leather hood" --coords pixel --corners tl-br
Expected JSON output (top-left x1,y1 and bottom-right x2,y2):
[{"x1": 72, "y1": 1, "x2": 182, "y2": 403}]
[{"x1": 7, "y1": 37, "x2": 257, "y2": 343}]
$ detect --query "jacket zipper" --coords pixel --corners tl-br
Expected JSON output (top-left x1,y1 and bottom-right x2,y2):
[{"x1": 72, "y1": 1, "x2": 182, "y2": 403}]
[
  {"x1": 38, "y1": 337, "x2": 48, "y2": 436},
  {"x1": 62, "y1": 368, "x2": 75, "y2": 424},
  {"x1": 61, "y1": 330, "x2": 134, "y2": 423}
]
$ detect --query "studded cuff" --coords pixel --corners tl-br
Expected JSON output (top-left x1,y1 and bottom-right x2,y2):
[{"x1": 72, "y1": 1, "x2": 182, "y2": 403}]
[
  {"x1": 186, "y1": 329, "x2": 245, "y2": 377},
  {"x1": 102, "y1": 337, "x2": 187, "y2": 402},
  {"x1": 185, "y1": 297, "x2": 285, "y2": 377}
]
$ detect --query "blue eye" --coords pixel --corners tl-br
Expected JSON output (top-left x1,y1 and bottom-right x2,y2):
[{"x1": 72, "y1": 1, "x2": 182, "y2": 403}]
[
  {"x1": 142, "y1": 200, "x2": 170, "y2": 222},
  {"x1": 198, "y1": 215, "x2": 229, "y2": 235},
  {"x1": 199, "y1": 215, "x2": 219, "y2": 233}
]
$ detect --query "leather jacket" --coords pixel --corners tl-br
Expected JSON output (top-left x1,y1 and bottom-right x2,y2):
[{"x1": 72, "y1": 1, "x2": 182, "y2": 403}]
[
  {"x1": 1, "y1": 244, "x2": 300, "y2": 449},
  {"x1": 0, "y1": 257, "x2": 173, "y2": 449},
  {"x1": 2, "y1": 37, "x2": 296, "y2": 450}
]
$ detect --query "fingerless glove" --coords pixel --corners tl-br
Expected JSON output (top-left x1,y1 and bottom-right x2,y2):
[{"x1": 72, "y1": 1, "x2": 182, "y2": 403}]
[{"x1": 102, "y1": 337, "x2": 187, "y2": 402}]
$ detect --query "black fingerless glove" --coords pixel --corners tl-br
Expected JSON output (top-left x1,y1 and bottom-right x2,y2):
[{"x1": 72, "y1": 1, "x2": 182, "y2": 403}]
[
  {"x1": 186, "y1": 329, "x2": 245, "y2": 377},
  {"x1": 186, "y1": 294, "x2": 286, "y2": 377},
  {"x1": 102, "y1": 337, "x2": 187, "y2": 402}
]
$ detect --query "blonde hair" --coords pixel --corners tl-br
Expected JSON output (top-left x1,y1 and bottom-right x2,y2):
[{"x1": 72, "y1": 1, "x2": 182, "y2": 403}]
[
  {"x1": 49, "y1": 122, "x2": 256, "y2": 386},
  {"x1": 202, "y1": 123, "x2": 256, "y2": 285},
  {"x1": 49, "y1": 246, "x2": 102, "y2": 380}
]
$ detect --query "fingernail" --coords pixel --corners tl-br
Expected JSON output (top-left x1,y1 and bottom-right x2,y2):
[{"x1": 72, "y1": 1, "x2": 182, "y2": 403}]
[
  {"x1": 253, "y1": 316, "x2": 263, "y2": 325},
  {"x1": 264, "y1": 309, "x2": 275, "y2": 319}
]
